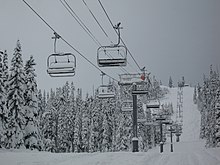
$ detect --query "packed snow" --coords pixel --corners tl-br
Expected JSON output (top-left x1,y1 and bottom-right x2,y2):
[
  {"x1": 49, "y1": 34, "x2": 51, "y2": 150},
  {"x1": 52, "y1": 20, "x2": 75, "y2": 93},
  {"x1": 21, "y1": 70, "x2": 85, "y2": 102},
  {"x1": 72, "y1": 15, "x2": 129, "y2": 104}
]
[{"x1": 0, "y1": 87, "x2": 220, "y2": 165}]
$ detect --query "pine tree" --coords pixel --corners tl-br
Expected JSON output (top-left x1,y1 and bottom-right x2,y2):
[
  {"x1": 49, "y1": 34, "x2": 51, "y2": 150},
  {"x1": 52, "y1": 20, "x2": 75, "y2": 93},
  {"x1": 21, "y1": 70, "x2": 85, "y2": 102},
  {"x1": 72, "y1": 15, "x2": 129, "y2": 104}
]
[
  {"x1": 137, "y1": 99, "x2": 149, "y2": 151},
  {"x1": 116, "y1": 83, "x2": 132, "y2": 151},
  {"x1": 58, "y1": 82, "x2": 76, "y2": 153},
  {"x1": 199, "y1": 78, "x2": 209, "y2": 139},
  {"x1": 82, "y1": 95, "x2": 93, "y2": 152},
  {"x1": 0, "y1": 50, "x2": 7, "y2": 148},
  {"x1": 102, "y1": 98, "x2": 115, "y2": 152},
  {"x1": 115, "y1": 113, "x2": 132, "y2": 151},
  {"x1": 43, "y1": 87, "x2": 66, "y2": 152},
  {"x1": 2, "y1": 50, "x2": 9, "y2": 93},
  {"x1": 68, "y1": 82, "x2": 76, "y2": 152},
  {"x1": 193, "y1": 86, "x2": 197, "y2": 104},
  {"x1": 41, "y1": 89, "x2": 56, "y2": 152},
  {"x1": 182, "y1": 76, "x2": 185, "y2": 87},
  {"x1": 112, "y1": 95, "x2": 121, "y2": 152},
  {"x1": 74, "y1": 88, "x2": 85, "y2": 152},
  {"x1": 207, "y1": 66, "x2": 218, "y2": 147},
  {"x1": 197, "y1": 83, "x2": 202, "y2": 111},
  {"x1": 89, "y1": 91, "x2": 101, "y2": 152},
  {"x1": 6, "y1": 40, "x2": 26, "y2": 149},
  {"x1": 23, "y1": 56, "x2": 42, "y2": 150},
  {"x1": 168, "y1": 76, "x2": 173, "y2": 88},
  {"x1": 37, "y1": 89, "x2": 45, "y2": 150},
  {"x1": 54, "y1": 87, "x2": 66, "y2": 152},
  {"x1": 215, "y1": 87, "x2": 220, "y2": 147},
  {"x1": 38, "y1": 90, "x2": 44, "y2": 126}
]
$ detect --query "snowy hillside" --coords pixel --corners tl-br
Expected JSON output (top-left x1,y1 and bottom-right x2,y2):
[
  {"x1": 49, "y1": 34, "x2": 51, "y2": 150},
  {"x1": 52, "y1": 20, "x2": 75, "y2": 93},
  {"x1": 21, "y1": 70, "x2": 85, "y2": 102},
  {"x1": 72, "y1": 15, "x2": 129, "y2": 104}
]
[{"x1": 0, "y1": 87, "x2": 220, "y2": 165}]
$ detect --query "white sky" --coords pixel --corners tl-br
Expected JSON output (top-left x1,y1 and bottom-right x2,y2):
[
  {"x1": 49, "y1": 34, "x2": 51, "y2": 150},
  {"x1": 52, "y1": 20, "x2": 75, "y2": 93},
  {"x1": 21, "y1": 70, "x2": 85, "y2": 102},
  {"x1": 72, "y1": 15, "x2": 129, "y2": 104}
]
[{"x1": 0, "y1": 0, "x2": 219, "y2": 96}]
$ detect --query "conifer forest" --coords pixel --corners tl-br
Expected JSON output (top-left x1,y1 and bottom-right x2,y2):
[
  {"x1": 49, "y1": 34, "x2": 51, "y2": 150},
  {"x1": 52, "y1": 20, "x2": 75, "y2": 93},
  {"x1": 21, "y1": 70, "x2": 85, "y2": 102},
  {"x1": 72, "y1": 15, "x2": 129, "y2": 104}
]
[{"x1": 0, "y1": 41, "x2": 220, "y2": 154}]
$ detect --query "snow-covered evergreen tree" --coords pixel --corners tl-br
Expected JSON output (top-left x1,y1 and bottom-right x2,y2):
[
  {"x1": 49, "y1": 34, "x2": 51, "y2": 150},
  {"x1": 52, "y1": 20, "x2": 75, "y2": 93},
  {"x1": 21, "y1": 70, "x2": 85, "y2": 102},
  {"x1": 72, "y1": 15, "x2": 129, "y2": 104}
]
[
  {"x1": 199, "y1": 78, "x2": 209, "y2": 139},
  {"x1": 115, "y1": 113, "x2": 132, "y2": 151},
  {"x1": 38, "y1": 90, "x2": 44, "y2": 128},
  {"x1": 0, "y1": 50, "x2": 7, "y2": 148},
  {"x1": 137, "y1": 99, "x2": 149, "y2": 151},
  {"x1": 102, "y1": 98, "x2": 115, "y2": 152},
  {"x1": 193, "y1": 86, "x2": 197, "y2": 104},
  {"x1": 168, "y1": 76, "x2": 173, "y2": 88},
  {"x1": 89, "y1": 90, "x2": 102, "y2": 152},
  {"x1": 67, "y1": 82, "x2": 76, "y2": 152},
  {"x1": 215, "y1": 87, "x2": 220, "y2": 147},
  {"x1": 23, "y1": 55, "x2": 42, "y2": 150},
  {"x1": 41, "y1": 89, "x2": 56, "y2": 152},
  {"x1": 182, "y1": 76, "x2": 185, "y2": 87},
  {"x1": 197, "y1": 83, "x2": 202, "y2": 111},
  {"x1": 2, "y1": 50, "x2": 9, "y2": 93},
  {"x1": 81, "y1": 95, "x2": 93, "y2": 152},
  {"x1": 209, "y1": 66, "x2": 219, "y2": 147},
  {"x1": 6, "y1": 40, "x2": 26, "y2": 149},
  {"x1": 74, "y1": 88, "x2": 85, "y2": 152},
  {"x1": 58, "y1": 82, "x2": 77, "y2": 153}
]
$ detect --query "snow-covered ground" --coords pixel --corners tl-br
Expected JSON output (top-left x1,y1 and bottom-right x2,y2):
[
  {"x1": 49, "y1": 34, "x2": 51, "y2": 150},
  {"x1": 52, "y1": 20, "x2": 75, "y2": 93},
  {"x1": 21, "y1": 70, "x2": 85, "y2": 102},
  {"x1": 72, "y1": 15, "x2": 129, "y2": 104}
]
[{"x1": 1, "y1": 87, "x2": 220, "y2": 165}]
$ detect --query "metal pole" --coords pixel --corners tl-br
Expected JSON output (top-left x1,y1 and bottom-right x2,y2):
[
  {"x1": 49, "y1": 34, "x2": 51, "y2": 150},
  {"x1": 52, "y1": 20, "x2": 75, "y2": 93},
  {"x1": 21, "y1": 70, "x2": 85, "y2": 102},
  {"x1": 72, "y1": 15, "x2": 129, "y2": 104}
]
[
  {"x1": 170, "y1": 131, "x2": 173, "y2": 152},
  {"x1": 132, "y1": 83, "x2": 138, "y2": 152},
  {"x1": 155, "y1": 116, "x2": 166, "y2": 153},
  {"x1": 159, "y1": 121, "x2": 163, "y2": 153}
]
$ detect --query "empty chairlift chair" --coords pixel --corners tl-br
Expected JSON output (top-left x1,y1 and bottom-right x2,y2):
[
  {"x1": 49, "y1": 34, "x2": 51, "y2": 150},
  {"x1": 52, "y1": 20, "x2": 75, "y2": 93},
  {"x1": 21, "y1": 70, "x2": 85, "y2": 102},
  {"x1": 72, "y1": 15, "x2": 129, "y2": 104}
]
[
  {"x1": 97, "y1": 22, "x2": 127, "y2": 67},
  {"x1": 146, "y1": 99, "x2": 160, "y2": 109},
  {"x1": 47, "y1": 32, "x2": 77, "y2": 77},
  {"x1": 97, "y1": 45, "x2": 127, "y2": 67},
  {"x1": 121, "y1": 100, "x2": 133, "y2": 112},
  {"x1": 97, "y1": 85, "x2": 115, "y2": 99},
  {"x1": 47, "y1": 53, "x2": 76, "y2": 77}
]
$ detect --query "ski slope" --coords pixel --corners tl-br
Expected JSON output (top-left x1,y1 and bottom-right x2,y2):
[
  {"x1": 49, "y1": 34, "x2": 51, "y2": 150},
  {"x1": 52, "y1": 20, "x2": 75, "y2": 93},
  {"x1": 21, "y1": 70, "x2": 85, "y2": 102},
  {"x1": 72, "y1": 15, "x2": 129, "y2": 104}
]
[{"x1": 0, "y1": 87, "x2": 220, "y2": 165}]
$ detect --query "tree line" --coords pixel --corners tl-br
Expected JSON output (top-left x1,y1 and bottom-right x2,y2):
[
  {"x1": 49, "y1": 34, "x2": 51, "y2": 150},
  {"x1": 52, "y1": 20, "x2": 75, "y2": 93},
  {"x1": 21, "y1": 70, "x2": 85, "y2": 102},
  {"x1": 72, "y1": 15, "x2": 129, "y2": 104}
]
[{"x1": 194, "y1": 65, "x2": 220, "y2": 147}]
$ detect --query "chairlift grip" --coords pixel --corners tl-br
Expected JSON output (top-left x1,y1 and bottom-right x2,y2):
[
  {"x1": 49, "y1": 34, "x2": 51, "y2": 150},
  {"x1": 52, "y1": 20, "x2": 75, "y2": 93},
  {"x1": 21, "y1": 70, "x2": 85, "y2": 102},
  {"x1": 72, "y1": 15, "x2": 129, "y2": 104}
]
[
  {"x1": 52, "y1": 32, "x2": 61, "y2": 53},
  {"x1": 113, "y1": 22, "x2": 122, "y2": 47}
]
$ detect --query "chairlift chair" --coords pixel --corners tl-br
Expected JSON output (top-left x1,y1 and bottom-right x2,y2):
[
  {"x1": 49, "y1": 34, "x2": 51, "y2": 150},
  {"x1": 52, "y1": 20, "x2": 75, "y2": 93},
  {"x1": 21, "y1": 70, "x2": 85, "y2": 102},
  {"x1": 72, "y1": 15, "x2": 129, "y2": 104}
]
[
  {"x1": 97, "y1": 45, "x2": 127, "y2": 67},
  {"x1": 146, "y1": 99, "x2": 160, "y2": 109},
  {"x1": 47, "y1": 53, "x2": 76, "y2": 77},
  {"x1": 97, "y1": 22, "x2": 127, "y2": 67},
  {"x1": 121, "y1": 100, "x2": 133, "y2": 112},
  {"x1": 119, "y1": 72, "x2": 149, "y2": 85},
  {"x1": 97, "y1": 85, "x2": 115, "y2": 99},
  {"x1": 47, "y1": 33, "x2": 76, "y2": 77}
]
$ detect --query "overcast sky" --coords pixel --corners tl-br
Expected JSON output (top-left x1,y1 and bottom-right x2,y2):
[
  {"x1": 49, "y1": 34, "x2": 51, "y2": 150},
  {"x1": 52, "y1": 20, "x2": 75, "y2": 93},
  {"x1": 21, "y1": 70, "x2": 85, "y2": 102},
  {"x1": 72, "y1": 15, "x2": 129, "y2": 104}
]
[{"x1": 0, "y1": 0, "x2": 219, "y2": 96}]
